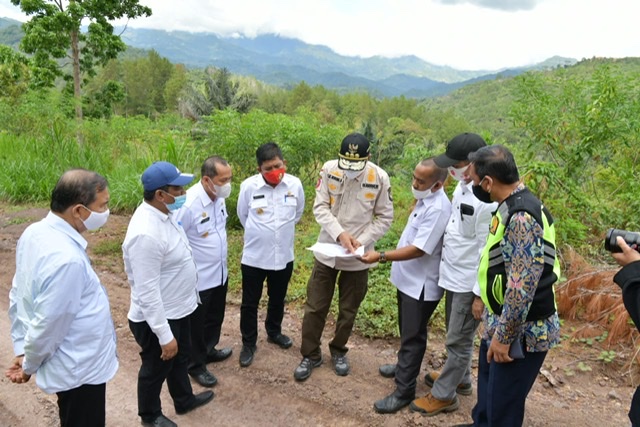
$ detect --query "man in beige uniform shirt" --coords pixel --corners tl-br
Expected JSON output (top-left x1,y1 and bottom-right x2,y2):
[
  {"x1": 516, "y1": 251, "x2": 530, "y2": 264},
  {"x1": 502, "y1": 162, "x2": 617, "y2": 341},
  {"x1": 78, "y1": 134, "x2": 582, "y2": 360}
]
[{"x1": 294, "y1": 133, "x2": 394, "y2": 381}]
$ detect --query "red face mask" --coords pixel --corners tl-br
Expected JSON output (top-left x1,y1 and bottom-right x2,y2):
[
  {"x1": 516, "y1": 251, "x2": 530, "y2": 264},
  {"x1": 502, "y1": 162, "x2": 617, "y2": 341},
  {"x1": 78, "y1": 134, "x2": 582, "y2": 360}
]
[{"x1": 263, "y1": 167, "x2": 285, "y2": 185}]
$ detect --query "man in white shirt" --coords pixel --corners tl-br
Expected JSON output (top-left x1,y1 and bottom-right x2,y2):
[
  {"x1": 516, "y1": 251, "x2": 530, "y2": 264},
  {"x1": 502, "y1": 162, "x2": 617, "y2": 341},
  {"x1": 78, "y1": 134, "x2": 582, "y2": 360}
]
[
  {"x1": 360, "y1": 158, "x2": 451, "y2": 414},
  {"x1": 411, "y1": 133, "x2": 496, "y2": 416},
  {"x1": 123, "y1": 161, "x2": 213, "y2": 427},
  {"x1": 236, "y1": 142, "x2": 305, "y2": 367},
  {"x1": 174, "y1": 156, "x2": 234, "y2": 388},
  {"x1": 6, "y1": 169, "x2": 118, "y2": 427}
]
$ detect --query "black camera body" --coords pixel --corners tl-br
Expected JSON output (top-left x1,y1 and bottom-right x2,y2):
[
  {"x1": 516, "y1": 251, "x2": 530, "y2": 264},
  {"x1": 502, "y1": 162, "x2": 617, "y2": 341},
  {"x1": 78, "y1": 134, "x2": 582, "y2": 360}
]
[{"x1": 604, "y1": 228, "x2": 640, "y2": 253}]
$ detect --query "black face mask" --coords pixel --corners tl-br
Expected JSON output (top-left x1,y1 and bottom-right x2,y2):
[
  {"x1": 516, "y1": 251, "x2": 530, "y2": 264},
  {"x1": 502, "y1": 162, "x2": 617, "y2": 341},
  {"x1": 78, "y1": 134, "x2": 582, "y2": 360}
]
[{"x1": 472, "y1": 179, "x2": 493, "y2": 204}]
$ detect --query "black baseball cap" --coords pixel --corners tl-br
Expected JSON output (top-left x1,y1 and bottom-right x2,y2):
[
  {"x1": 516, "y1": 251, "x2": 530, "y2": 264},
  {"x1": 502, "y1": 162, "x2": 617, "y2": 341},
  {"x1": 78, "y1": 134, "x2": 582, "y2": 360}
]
[
  {"x1": 434, "y1": 133, "x2": 487, "y2": 168},
  {"x1": 338, "y1": 133, "x2": 370, "y2": 171}
]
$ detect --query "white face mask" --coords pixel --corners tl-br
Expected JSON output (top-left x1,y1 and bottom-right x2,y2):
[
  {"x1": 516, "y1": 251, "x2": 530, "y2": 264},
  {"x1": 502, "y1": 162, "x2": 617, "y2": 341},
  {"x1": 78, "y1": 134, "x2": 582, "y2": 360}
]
[
  {"x1": 81, "y1": 206, "x2": 110, "y2": 230},
  {"x1": 344, "y1": 170, "x2": 363, "y2": 180},
  {"x1": 448, "y1": 165, "x2": 469, "y2": 182},
  {"x1": 214, "y1": 182, "x2": 232, "y2": 199},
  {"x1": 411, "y1": 183, "x2": 435, "y2": 200}
]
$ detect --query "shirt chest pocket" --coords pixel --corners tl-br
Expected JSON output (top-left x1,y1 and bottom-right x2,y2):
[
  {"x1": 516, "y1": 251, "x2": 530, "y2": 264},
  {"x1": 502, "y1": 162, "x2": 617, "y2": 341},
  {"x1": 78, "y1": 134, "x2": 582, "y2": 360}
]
[
  {"x1": 357, "y1": 188, "x2": 378, "y2": 203},
  {"x1": 196, "y1": 220, "x2": 214, "y2": 237},
  {"x1": 249, "y1": 197, "x2": 272, "y2": 221}
]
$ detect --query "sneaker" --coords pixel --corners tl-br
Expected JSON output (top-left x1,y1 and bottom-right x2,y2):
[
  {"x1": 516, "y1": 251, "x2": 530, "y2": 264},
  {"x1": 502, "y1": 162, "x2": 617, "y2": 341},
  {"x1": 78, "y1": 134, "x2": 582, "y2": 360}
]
[
  {"x1": 294, "y1": 357, "x2": 322, "y2": 381},
  {"x1": 267, "y1": 333, "x2": 293, "y2": 349},
  {"x1": 424, "y1": 371, "x2": 473, "y2": 396},
  {"x1": 331, "y1": 354, "x2": 350, "y2": 376},
  {"x1": 410, "y1": 392, "x2": 460, "y2": 416},
  {"x1": 239, "y1": 345, "x2": 256, "y2": 367}
]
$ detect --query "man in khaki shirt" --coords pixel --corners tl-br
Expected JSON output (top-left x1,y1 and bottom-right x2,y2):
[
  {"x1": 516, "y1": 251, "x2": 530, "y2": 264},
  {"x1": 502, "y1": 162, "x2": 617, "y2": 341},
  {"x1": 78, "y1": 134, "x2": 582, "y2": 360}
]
[{"x1": 294, "y1": 133, "x2": 394, "y2": 381}]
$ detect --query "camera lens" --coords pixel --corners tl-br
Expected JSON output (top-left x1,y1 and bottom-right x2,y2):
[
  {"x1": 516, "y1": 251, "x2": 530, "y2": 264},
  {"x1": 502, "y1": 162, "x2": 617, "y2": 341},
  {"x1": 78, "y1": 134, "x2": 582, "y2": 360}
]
[{"x1": 605, "y1": 228, "x2": 640, "y2": 253}]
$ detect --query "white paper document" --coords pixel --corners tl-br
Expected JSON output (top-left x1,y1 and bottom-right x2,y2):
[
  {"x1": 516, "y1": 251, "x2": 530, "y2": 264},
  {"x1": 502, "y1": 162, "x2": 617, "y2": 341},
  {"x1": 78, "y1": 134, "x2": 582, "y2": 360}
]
[{"x1": 307, "y1": 242, "x2": 365, "y2": 258}]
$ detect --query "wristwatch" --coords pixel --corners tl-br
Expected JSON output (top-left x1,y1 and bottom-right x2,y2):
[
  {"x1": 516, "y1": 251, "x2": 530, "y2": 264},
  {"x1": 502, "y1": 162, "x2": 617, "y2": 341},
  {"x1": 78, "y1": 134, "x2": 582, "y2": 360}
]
[{"x1": 379, "y1": 251, "x2": 387, "y2": 263}]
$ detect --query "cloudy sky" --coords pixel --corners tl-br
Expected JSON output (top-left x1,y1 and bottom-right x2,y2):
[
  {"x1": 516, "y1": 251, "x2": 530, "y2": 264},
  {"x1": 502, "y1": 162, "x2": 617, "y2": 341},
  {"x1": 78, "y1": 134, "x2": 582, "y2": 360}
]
[{"x1": 1, "y1": 0, "x2": 639, "y2": 70}]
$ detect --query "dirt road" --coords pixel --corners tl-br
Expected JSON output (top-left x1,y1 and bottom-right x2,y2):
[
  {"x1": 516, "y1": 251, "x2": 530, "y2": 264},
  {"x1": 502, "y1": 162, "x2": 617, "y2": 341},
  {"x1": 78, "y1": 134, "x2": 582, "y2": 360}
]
[{"x1": 0, "y1": 207, "x2": 635, "y2": 426}]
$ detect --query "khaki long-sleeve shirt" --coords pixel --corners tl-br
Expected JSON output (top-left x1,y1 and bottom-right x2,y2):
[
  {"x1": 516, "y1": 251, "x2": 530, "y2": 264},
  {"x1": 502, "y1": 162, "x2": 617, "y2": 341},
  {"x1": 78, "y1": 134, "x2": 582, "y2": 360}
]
[{"x1": 312, "y1": 159, "x2": 394, "y2": 271}]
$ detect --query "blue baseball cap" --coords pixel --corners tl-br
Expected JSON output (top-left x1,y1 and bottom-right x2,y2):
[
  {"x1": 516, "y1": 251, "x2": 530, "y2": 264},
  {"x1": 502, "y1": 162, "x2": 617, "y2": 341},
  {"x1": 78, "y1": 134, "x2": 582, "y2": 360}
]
[{"x1": 141, "y1": 161, "x2": 194, "y2": 191}]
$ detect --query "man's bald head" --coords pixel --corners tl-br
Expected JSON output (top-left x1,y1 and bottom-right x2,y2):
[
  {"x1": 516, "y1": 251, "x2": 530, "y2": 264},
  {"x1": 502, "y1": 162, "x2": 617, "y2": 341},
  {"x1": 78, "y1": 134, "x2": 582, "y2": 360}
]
[{"x1": 50, "y1": 169, "x2": 108, "y2": 213}]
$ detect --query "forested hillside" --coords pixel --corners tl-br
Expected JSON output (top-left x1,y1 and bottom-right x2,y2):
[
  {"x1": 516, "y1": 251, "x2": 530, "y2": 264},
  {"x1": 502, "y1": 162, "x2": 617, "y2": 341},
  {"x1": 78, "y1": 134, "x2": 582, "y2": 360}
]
[{"x1": 1, "y1": 6, "x2": 640, "y2": 339}]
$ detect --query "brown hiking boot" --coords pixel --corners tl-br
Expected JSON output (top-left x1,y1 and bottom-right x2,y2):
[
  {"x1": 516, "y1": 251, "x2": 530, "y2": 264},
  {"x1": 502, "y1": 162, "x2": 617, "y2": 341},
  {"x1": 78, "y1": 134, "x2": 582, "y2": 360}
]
[
  {"x1": 424, "y1": 371, "x2": 472, "y2": 396},
  {"x1": 410, "y1": 392, "x2": 460, "y2": 416}
]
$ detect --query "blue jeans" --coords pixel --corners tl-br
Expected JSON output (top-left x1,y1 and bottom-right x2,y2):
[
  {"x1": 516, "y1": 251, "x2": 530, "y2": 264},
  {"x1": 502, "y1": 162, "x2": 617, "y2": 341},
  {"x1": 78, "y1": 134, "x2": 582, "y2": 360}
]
[{"x1": 472, "y1": 338, "x2": 547, "y2": 427}]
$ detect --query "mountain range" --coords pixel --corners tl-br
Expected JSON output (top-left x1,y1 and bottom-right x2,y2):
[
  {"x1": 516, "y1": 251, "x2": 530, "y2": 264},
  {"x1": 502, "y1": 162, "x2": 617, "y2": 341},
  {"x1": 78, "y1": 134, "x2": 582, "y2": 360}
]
[{"x1": 1, "y1": 17, "x2": 577, "y2": 98}]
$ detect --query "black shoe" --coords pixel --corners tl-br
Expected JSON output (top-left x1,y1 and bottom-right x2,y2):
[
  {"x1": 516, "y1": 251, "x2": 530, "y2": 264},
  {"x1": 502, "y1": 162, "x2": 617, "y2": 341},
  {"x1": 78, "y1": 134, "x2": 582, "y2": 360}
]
[
  {"x1": 267, "y1": 333, "x2": 293, "y2": 349},
  {"x1": 141, "y1": 414, "x2": 177, "y2": 427},
  {"x1": 239, "y1": 345, "x2": 256, "y2": 367},
  {"x1": 189, "y1": 370, "x2": 217, "y2": 387},
  {"x1": 175, "y1": 390, "x2": 214, "y2": 415},
  {"x1": 373, "y1": 393, "x2": 413, "y2": 414},
  {"x1": 331, "y1": 354, "x2": 350, "y2": 376},
  {"x1": 206, "y1": 347, "x2": 232, "y2": 363},
  {"x1": 293, "y1": 357, "x2": 323, "y2": 381},
  {"x1": 378, "y1": 363, "x2": 396, "y2": 378}
]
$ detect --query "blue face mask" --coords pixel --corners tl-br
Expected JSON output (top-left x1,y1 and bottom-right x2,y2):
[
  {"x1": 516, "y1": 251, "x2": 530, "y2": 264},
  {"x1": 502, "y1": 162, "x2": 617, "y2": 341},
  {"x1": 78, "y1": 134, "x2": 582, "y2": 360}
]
[{"x1": 162, "y1": 191, "x2": 187, "y2": 211}]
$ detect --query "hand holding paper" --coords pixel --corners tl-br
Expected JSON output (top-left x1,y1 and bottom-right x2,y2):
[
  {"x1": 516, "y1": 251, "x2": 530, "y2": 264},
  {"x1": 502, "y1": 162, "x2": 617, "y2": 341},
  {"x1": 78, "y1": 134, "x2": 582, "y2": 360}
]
[{"x1": 307, "y1": 242, "x2": 365, "y2": 258}]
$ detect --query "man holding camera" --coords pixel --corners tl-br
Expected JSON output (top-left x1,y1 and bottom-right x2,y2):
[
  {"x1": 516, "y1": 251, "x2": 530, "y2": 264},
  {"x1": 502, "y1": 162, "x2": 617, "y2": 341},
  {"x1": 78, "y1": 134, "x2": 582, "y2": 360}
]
[{"x1": 612, "y1": 236, "x2": 640, "y2": 427}]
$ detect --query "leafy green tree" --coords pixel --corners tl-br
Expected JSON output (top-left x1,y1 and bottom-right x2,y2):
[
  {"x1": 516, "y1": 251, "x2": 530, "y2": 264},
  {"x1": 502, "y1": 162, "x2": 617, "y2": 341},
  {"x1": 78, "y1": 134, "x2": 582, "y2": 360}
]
[
  {"x1": 11, "y1": 0, "x2": 151, "y2": 129},
  {"x1": 0, "y1": 45, "x2": 31, "y2": 99},
  {"x1": 163, "y1": 63, "x2": 187, "y2": 112}
]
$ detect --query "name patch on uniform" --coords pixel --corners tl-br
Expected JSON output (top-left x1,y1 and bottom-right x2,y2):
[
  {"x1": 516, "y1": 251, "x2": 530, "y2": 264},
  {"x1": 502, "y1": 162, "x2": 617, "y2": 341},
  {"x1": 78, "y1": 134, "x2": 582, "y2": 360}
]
[
  {"x1": 361, "y1": 183, "x2": 379, "y2": 189},
  {"x1": 328, "y1": 174, "x2": 343, "y2": 183},
  {"x1": 253, "y1": 194, "x2": 265, "y2": 200}
]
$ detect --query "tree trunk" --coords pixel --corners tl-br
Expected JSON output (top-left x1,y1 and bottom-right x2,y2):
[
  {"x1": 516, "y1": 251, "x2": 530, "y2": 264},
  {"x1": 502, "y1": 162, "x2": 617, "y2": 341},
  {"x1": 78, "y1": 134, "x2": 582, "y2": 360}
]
[{"x1": 70, "y1": 29, "x2": 84, "y2": 145}]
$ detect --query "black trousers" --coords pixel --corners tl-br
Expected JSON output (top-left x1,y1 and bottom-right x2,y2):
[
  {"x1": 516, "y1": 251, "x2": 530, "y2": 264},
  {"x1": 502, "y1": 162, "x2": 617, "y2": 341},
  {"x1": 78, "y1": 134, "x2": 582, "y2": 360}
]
[
  {"x1": 57, "y1": 383, "x2": 106, "y2": 427},
  {"x1": 394, "y1": 289, "x2": 440, "y2": 399},
  {"x1": 240, "y1": 262, "x2": 293, "y2": 347},
  {"x1": 129, "y1": 316, "x2": 195, "y2": 422},
  {"x1": 189, "y1": 280, "x2": 228, "y2": 373},
  {"x1": 472, "y1": 338, "x2": 547, "y2": 426}
]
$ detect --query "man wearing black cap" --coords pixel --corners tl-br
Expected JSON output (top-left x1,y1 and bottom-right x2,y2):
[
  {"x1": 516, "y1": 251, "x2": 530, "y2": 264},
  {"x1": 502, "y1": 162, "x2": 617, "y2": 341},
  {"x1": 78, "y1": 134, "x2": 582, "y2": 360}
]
[
  {"x1": 294, "y1": 133, "x2": 394, "y2": 382},
  {"x1": 410, "y1": 133, "x2": 497, "y2": 417},
  {"x1": 123, "y1": 161, "x2": 214, "y2": 427}
]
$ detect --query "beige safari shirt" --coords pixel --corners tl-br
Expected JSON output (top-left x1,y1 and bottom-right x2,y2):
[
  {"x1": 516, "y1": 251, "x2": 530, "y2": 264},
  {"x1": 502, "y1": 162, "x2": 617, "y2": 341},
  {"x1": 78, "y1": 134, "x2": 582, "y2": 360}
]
[{"x1": 313, "y1": 159, "x2": 394, "y2": 271}]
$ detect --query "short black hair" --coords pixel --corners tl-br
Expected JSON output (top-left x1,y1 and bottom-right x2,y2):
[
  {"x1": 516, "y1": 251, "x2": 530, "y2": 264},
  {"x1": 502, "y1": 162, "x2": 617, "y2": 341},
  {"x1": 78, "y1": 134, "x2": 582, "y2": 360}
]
[
  {"x1": 468, "y1": 144, "x2": 519, "y2": 184},
  {"x1": 50, "y1": 169, "x2": 108, "y2": 213},
  {"x1": 420, "y1": 157, "x2": 449, "y2": 184},
  {"x1": 143, "y1": 185, "x2": 168, "y2": 201},
  {"x1": 201, "y1": 156, "x2": 229, "y2": 178},
  {"x1": 256, "y1": 142, "x2": 283, "y2": 167}
]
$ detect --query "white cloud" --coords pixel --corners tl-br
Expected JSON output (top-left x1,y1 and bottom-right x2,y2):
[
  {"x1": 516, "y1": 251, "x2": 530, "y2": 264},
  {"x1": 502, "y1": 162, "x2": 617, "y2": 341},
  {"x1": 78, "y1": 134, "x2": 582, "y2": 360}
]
[
  {"x1": 1, "y1": 0, "x2": 639, "y2": 70},
  {"x1": 434, "y1": 0, "x2": 545, "y2": 12}
]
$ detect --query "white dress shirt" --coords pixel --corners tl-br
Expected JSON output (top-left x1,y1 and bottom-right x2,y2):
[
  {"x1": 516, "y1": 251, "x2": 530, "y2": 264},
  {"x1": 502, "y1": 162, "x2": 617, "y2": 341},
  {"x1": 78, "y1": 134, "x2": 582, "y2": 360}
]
[
  {"x1": 9, "y1": 212, "x2": 118, "y2": 394},
  {"x1": 390, "y1": 189, "x2": 452, "y2": 301},
  {"x1": 174, "y1": 182, "x2": 228, "y2": 291},
  {"x1": 237, "y1": 173, "x2": 305, "y2": 270},
  {"x1": 438, "y1": 181, "x2": 497, "y2": 295},
  {"x1": 123, "y1": 202, "x2": 198, "y2": 345}
]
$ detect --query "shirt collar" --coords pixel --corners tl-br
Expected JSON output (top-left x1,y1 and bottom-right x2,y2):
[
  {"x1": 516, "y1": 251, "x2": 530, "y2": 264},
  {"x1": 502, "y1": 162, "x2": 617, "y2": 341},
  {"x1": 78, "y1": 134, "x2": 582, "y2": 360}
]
[
  {"x1": 44, "y1": 211, "x2": 88, "y2": 250},
  {"x1": 141, "y1": 200, "x2": 171, "y2": 222},
  {"x1": 195, "y1": 181, "x2": 213, "y2": 207}
]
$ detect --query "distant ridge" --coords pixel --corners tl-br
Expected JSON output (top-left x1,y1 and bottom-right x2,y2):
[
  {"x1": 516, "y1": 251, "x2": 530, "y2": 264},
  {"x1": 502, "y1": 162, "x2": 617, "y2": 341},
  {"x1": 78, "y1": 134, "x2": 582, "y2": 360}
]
[{"x1": 0, "y1": 17, "x2": 578, "y2": 98}]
